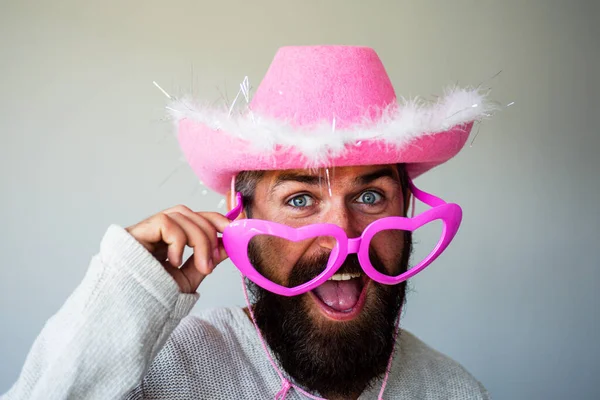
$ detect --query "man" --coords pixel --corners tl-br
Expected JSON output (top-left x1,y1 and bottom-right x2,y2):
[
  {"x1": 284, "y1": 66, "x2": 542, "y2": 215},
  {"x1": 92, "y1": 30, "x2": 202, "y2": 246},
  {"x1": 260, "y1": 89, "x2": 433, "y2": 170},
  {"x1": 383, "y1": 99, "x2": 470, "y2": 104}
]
[{"x1": 3, "y1": 46, "x2": 492, "y2": 399}]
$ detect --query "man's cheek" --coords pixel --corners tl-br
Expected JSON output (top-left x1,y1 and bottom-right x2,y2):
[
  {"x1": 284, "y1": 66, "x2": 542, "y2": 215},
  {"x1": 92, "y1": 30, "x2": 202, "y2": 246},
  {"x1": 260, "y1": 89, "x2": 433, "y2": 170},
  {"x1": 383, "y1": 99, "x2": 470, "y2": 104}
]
[
  {"x1": 369, "y1": 232, "x2": 405, "y2": 273},
  {"x1": 249, "y1": 241, "x2": 283, "y2": 284},
  {"x1": 253, "y1": 236, "x2": 308, "y2": 270}
]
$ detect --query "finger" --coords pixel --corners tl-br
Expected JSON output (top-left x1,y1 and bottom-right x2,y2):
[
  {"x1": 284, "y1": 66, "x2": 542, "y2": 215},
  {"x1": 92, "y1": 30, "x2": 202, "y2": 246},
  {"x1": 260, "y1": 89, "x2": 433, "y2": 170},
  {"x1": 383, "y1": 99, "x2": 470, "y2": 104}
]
[
  {"x1": 156, "y1": 214, "x2": 188, "y2": 267},
  {"x1": 161, "y1": 260, "x2": 193, "y2": 293},
  {"x1": 196, "y1": 212, "x2": 232, "y2": 233},
  {"x1": 213, "y1": 237, "x2": 229, "y2": 265},
  {"x1": 166, "y1": 207, "x2": 219, "y2": 261},
  {"x1": 153, "y1": 244, "x2": 168, "y2": 262},
  {"x1": 125, "y1": 221, "x2": 159, "y2": 253},
  {"x1": 179, "y1": 255, "x2": 208, "y2": 290},
  {"x1": 167, "y1": 212, "x2": 213, "y2": 275},
  {"x1": 166, "y1": 207, "x2": 231, "y2": 264},
  {"x1": 197, "y1": 212, "x2": 231, "y2": 263},
  {"x1": 126, "y1": 213, "x2": 183, "y2": 256},
  {"x1": 162, "y1": 205, "x2": 230, "y2": 231}
]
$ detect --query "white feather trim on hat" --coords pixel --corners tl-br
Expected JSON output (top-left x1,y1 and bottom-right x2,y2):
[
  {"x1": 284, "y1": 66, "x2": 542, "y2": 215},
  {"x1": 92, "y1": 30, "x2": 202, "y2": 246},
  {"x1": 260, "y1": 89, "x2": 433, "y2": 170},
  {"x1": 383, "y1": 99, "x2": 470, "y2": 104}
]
[{"x1": 167, "y1": 86, "x2": 496, "y2": 165}]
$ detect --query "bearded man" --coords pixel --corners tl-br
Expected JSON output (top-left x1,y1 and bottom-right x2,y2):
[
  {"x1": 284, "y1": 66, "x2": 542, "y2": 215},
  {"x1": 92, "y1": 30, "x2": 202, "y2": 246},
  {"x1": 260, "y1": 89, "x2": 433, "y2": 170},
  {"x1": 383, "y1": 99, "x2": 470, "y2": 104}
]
[{"x1": 4, "y1": 46, "x2": 492, "y2": 399}]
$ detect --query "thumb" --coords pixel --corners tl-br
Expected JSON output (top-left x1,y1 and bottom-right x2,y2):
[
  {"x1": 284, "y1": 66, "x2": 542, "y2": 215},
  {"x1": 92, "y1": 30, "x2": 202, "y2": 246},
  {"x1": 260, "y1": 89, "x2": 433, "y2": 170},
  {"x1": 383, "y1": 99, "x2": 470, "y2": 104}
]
[{"x1": 179, "y1": 255, "x2": 209, "y2": 292}]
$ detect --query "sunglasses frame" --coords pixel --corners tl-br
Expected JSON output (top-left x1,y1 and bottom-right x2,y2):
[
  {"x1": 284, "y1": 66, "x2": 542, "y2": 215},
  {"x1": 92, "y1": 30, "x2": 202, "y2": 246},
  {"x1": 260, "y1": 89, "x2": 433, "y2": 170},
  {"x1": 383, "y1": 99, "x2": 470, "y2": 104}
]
[{"x1": 223, "y1": 178, "x2": 462, "y2": 297}]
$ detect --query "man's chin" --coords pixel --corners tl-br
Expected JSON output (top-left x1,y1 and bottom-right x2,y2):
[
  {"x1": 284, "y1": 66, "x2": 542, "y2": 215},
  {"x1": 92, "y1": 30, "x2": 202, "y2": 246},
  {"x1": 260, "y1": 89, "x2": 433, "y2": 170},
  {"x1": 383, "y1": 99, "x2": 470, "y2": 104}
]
[{"x1": 306, "y1": 277, "x2": 372, "y2": 323}]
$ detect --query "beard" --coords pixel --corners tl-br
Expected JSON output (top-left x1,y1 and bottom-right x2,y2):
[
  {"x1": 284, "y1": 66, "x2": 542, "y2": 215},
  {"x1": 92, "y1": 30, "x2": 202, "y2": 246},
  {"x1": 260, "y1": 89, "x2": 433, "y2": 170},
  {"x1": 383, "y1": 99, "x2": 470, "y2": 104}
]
[{"x1": 247, "y1": 237, "x2": 411, "y2": 398}]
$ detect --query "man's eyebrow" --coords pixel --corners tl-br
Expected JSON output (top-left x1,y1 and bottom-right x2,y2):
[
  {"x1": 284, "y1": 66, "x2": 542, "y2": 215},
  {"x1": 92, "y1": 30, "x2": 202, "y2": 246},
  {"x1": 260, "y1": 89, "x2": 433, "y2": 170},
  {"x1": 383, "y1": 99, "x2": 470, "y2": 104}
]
[
  {"x1": 354, "y1": 168, "x2": 399, "y2": 186},
  {"x1": 270, "y1": 172, "x2": 322, "y2": 193},
  {"x1": 269, "y1": 168, "x2": 399, "y2": 194}
]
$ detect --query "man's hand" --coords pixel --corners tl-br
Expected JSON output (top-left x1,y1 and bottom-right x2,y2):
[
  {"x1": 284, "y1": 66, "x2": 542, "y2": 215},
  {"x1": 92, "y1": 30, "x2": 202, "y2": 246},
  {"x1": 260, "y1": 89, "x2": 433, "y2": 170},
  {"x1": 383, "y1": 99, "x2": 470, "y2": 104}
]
[{"x1": 125, "y1": 206, "x2": 231, "y2": 293}]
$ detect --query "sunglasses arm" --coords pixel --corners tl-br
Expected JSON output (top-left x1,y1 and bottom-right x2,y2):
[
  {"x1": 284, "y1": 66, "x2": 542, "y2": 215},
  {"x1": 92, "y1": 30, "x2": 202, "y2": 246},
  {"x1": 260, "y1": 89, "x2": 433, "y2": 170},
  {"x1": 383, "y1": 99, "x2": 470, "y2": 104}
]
[
  {"x1": 409, "y1": 180, "x2": 448, "y2": 208},
  {"x1": 226, "y1": 192, "x2": 244, "y2": 221}
]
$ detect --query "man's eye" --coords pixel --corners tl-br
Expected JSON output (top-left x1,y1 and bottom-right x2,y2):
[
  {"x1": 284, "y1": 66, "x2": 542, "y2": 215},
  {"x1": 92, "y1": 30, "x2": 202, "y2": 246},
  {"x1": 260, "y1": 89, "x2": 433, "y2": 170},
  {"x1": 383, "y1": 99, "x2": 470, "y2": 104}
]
[
  {"x1": 356, "y1": 191, "x2": 383, "y2": 205},
  {"x1": 287, "y1": 194, "x2": 314, "y2": 208}
]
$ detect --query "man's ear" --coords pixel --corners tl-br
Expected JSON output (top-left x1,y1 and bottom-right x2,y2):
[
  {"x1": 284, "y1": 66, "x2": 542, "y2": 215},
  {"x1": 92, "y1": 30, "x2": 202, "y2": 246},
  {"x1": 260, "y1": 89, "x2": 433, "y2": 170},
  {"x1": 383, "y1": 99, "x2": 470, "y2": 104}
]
[{"x1": 226, "y1": 189, "x2": 247, "y2": 219}]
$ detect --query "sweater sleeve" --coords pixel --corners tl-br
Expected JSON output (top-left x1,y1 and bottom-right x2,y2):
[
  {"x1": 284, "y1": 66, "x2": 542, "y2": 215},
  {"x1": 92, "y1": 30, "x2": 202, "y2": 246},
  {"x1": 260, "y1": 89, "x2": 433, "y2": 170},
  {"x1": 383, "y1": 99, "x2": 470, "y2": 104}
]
[{"x1": 1, "y1": 225, "x2": 199, "y2": 400}]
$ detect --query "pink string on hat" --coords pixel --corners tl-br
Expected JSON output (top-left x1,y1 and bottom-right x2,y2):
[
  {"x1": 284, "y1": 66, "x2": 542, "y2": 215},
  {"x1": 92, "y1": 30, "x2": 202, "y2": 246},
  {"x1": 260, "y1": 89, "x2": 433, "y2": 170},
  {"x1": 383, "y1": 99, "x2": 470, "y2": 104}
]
[{"x1": 241, "y1": 276, "x2": 401, "y2": 400}]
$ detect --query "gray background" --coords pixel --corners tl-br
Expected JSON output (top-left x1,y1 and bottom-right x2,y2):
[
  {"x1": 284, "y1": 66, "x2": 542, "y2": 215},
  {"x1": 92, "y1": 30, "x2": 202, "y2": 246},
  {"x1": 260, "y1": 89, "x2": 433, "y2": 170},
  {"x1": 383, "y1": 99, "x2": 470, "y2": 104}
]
[{"x1": 1, "y1": 1, "x2": 599, "y2": 399}]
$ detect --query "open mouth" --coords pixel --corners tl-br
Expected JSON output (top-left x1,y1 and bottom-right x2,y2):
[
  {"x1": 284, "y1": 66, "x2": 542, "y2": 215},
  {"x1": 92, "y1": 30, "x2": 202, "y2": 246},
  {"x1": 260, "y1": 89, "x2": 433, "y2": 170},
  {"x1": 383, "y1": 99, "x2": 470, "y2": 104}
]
[{"x1": 309, "y1": 273, "x2": 370, "y2": 321}]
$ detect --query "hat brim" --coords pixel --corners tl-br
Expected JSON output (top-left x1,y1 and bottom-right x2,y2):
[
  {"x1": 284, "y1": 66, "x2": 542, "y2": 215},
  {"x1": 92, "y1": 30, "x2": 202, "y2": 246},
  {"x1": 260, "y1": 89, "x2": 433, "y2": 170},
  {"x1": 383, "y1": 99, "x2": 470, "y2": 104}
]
[{"x1": 177, "y1": 119, "x2": 473, "y2": 195}]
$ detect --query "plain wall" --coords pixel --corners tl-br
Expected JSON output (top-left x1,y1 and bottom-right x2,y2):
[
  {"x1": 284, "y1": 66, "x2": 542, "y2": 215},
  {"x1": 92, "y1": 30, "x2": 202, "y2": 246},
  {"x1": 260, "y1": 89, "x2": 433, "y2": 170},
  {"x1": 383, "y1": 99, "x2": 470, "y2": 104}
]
[{"x1": 1, "y1": 1, "x2": 599, "y2": 398}]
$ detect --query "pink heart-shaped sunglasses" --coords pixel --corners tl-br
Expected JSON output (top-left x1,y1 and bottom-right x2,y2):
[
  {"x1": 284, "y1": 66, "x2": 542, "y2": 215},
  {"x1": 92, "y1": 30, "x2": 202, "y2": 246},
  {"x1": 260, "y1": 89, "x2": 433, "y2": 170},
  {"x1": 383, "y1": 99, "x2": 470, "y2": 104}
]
[{"x1": 222, "y1": 179, "x2": 462, "y2": 297}]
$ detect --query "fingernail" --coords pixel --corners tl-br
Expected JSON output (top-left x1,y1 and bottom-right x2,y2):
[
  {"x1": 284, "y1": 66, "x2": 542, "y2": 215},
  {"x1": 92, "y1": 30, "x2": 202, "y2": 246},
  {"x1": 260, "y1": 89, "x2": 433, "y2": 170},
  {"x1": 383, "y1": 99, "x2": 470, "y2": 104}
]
[{"x1": 213, "y1": 248, "x2": 220, "y2": 260}]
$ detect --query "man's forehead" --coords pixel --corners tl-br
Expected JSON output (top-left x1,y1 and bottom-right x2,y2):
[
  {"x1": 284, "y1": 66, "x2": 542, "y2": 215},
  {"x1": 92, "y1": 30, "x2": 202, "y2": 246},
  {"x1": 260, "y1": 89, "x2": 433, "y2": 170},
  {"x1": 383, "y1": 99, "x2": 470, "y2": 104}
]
[
  {"x1": 261, "y1": 164, "x2": 401, "y2": 189},
  {"x1": 269, "y1": 165, "x2": 396, "y2": 176}
]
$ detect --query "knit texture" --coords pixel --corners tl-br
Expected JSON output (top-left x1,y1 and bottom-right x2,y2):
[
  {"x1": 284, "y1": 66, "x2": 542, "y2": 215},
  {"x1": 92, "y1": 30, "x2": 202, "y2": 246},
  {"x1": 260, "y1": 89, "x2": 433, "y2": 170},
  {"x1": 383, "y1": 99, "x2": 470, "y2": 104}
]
[{"x1": 2, "y1": 225, "x2": 490, "y2": 400}]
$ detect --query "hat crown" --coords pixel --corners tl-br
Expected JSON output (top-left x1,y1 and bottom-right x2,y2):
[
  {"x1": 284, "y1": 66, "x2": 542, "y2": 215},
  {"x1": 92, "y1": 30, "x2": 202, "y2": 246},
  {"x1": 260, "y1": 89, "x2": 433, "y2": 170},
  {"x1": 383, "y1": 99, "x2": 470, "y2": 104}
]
[{"x1": 250, "y1": 46, "x2": 397, "y2": 129}]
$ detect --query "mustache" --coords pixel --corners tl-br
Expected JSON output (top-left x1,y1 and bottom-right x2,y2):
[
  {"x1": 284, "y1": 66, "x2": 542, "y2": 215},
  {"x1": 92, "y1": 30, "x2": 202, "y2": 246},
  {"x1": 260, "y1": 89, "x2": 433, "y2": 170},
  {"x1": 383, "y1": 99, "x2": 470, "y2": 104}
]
[{"x1": 288, "y1": 251, "x2": 386, "y2": 288}]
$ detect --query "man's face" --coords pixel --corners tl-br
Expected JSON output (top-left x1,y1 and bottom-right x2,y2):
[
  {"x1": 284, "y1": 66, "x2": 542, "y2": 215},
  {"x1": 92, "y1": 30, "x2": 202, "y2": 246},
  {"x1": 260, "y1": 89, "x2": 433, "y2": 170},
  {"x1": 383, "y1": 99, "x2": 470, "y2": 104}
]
[{"x1": 240, "y1": 164, "x2": 411, "y2": 397}]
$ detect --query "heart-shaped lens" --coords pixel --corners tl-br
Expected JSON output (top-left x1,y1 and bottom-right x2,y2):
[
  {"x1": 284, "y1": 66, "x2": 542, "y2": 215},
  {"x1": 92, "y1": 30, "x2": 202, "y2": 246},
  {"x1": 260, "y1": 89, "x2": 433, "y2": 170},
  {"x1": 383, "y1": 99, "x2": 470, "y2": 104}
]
[
  {"x1": 247, "y1": 234, "x2": 340, "y2": 288},
  {"x1": 367, "y1": 219, "x2": 443, "y2": 278}
]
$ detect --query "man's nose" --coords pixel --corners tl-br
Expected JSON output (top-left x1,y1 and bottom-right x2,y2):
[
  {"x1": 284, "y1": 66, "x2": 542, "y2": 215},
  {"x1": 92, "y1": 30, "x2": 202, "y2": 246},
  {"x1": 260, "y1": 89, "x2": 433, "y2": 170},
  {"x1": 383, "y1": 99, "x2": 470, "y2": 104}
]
[{"x1": 316, "y1": 202, "x2": 358, "y2": 250}]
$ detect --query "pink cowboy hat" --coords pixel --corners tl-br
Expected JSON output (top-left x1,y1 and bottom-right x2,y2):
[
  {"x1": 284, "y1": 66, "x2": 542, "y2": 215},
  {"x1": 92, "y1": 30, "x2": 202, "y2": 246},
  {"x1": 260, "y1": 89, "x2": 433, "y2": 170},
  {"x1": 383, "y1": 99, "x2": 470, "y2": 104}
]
[{"x1": 168, "y1": 45, "x2": 494, "y2": 195}]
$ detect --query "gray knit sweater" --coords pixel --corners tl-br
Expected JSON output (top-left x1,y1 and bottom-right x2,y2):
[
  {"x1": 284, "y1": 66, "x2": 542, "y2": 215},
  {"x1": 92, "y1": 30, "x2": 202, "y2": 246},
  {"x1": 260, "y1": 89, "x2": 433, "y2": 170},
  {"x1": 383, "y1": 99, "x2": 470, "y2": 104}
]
[{"x1": 2, "y1": 225, "x2": 490, "y2": 400}]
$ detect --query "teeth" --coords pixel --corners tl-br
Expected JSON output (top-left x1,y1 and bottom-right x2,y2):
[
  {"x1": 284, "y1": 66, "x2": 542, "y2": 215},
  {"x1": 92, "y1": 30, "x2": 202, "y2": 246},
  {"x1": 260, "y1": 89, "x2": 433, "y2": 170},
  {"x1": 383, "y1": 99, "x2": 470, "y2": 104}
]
[{"x1": 328, "y1": 272, "x2": 362, "y2": 281}]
